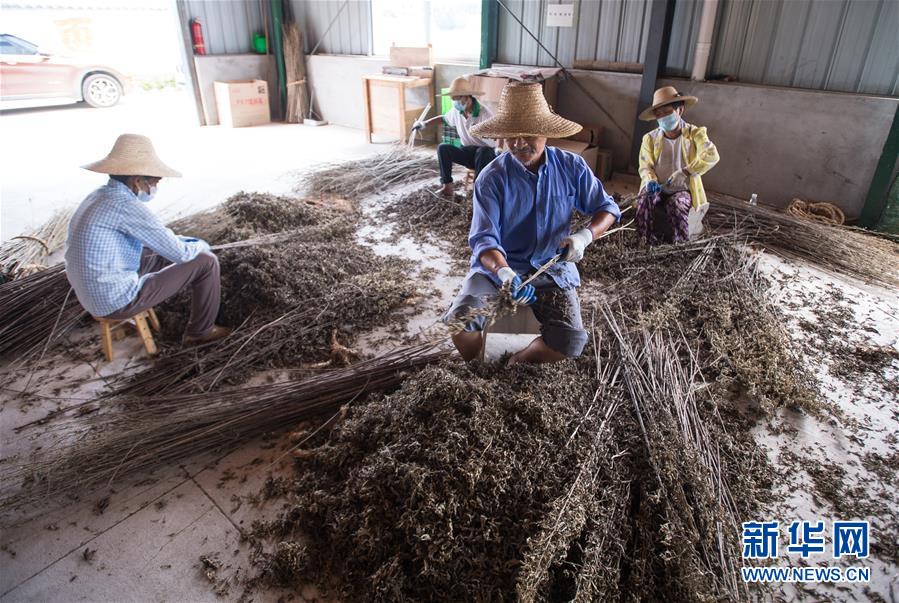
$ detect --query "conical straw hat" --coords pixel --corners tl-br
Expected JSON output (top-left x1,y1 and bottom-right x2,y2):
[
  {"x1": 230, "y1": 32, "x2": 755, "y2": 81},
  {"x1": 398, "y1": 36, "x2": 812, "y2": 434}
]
[
  {"x1": 440, "y1": 76, "x2": 485, "y2": 97},
  {"x1": 82, "y1": 134, "x2": 182, "y2": 177},
  {"x1": 470, "y1": 82, "x2": 581, "y2": 139},
  {"x1": 638, "y1": 86, "x2": 698, "y2": 121}
]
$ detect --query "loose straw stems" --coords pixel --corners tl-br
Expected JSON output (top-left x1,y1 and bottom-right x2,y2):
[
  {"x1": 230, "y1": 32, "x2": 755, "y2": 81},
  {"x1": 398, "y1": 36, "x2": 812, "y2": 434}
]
[{"x1": 0, "y1": 343, "x2": 451, "y2": 518}]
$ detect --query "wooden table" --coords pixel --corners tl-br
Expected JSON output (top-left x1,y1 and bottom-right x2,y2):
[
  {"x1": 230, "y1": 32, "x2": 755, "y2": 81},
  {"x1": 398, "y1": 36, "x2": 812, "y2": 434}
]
[{"x1": 361, "y1": 74, "x2": 434, "y2": 143}]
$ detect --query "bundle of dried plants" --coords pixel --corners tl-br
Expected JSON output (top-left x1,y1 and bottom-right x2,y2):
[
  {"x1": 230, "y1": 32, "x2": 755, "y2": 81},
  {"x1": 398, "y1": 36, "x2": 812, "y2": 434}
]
[
  {"x1": 706, "y1": 192, "x2": 899, "y2": 287},
  {"x1": 0, "y1": 208, "x2": 73, "y2": 280},
  {"x1": 300, "y1": 147, "x2": 438, "y2": 199}
]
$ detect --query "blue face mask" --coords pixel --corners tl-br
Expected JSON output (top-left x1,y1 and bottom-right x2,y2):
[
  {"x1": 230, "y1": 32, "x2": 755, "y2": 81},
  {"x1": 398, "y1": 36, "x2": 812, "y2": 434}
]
[
  {"x1": 453, "y1": 100, "x2": 465, "y2": 113},
  {"x1": 137, "y1": 184, "x2": 157, "y2": 202},
  {"x1": 657, "y1": 112, "x2": 681, "y2": 132}
]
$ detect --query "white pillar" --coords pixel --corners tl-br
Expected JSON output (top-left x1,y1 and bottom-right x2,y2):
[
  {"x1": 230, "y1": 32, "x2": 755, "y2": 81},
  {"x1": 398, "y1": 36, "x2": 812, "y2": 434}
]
[{"x1": 691, "y1": 0, "x2": 719, "y2": 82}]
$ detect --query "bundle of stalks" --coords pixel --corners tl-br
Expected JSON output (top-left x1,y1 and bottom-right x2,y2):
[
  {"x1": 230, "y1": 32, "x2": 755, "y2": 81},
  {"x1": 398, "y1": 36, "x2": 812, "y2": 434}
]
[
  {"x1": 706, "y1": 192, "x2": 899, "y2": 287},
  {"x1": 0, "y1": 208, "x2": 74, "y2": 280},
  {"x1": 0, "y1": 265, "x2": 87, "y2": 361},
  {"x1": 601, "y1": 304, "x2": 747, "y2": 601},
  {"x1": 282, "y1": 22, "x2": 308, "y2": 123},
  {"x1": 0, "y1": 344, "x2": 450, "y2": 517},
  {"x1": 300, "y1": 147, "x2": 438, "y2": 199}
]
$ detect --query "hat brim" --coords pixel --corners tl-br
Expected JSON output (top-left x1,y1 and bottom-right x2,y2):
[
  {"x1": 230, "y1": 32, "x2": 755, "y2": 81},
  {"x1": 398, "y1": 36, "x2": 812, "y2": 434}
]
[
  {"x1": 439, "y1": 89, "x2": 485, "y2": 97},
  {"x1": 81, "y1": 158, "x2": 182, "y2": 178},
  {"x1": 639, "y1": 96, "x2": 698, "y2": 121},
  {"x1": 470, "y1": 113, "x2": 582, "y2": 139}
]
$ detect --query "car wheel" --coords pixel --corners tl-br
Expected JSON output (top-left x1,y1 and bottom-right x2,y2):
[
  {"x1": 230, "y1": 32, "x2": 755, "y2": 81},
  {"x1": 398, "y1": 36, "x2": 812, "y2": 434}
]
[{"x1": 82, "y1": 73, "x2": 122, "y2": 108}]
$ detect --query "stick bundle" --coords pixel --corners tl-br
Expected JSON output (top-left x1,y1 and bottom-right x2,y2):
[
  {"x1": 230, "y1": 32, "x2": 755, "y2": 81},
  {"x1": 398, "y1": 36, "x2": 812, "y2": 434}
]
[
  {"x1": 283, "y1": 22, "x2": 309, "y2": 123},
  {"x1": 0, "y1": 208, "x2": 73, "y2": 280},
  {"x1": 0, "y1": 343, "x2": 450, "y2": 517},
  {"x1": 706, "y1": 192, "x2": 899, "y2": 287},
  {"x1": 300, "y1": 147, "x2": 439, "y2": 199},
  {"x1": 601, "y1": 304, "x2": 747, "y2": 601},
  {"x1": 0, "y1": 265, "x2": 87, "y2": 361}
]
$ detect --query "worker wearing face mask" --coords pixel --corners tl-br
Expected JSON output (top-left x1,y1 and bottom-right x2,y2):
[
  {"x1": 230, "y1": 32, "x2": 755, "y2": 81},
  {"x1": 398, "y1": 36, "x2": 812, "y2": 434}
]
[
  {"x1": 65, "y1": 134, "x2": 231, "y2": 346},
  {"x1": 636, "y1": 87, "x2": 719, "y2": 244},
  {"x1": 413, "y1": 77, "x2": 497, "y2": 198}
]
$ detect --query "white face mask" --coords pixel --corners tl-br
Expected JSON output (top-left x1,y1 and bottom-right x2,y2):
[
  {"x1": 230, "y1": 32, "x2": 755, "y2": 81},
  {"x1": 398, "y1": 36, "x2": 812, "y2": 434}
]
[{"x1": 137, "y1": 185, "x2": 157, "y2": 202}]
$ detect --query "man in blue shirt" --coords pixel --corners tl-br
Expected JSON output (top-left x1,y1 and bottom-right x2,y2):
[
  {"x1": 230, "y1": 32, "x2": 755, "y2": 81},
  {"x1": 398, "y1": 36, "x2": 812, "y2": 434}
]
[
  {"x1": 66, "y1": 134, "x2": 230, "y2": 346},
  {"x1": 442, "y1": 82, "x2": 620, "y2": 365}
]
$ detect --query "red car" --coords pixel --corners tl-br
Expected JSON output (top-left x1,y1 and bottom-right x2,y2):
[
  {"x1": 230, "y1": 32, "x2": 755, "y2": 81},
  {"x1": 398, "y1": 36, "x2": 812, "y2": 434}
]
[{"x1": 0, "y1": 34, "x2": 132, "y2": 108}]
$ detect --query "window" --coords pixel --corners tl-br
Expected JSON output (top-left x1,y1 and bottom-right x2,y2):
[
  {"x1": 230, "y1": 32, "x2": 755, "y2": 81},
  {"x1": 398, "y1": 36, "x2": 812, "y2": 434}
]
[
  {"x1": 372, "y1": 0, "x2": 481, "y2": 62},
  {"x1": 0, "y1": 35, "x2": 38, "y2": 55}
]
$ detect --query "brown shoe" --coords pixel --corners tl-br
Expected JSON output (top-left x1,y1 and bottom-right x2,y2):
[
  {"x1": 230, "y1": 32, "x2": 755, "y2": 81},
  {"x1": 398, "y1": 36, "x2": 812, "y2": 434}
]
[{"x1": 183, "y1": 325, "x2": 232, "y2": 346}]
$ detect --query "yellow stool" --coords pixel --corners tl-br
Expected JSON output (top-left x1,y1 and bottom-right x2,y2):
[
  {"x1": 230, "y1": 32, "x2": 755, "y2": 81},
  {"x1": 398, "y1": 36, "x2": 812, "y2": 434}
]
[{"x1": 96, "y1": 308, "x2": 160, "y2": 361}]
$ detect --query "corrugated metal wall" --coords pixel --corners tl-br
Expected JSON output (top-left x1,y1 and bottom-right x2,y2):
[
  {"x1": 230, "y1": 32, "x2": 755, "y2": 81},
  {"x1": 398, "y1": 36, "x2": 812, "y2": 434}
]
[
  {"x1": 182, "y1": 0, "x2": 266, "y2": 55},
  {"x1": 495, "y1": 0, "x2": 701, "y2": 70},
  {"x1": 293, "y1": 0, "x2": 371, "y2": 55},
  {"x1": 496, "y1": 0, "x2": 898, "y2": 96},
  {"x1": 710, "y1": 0, "x2": 898, "y2": 96},
  {"x1": 497, "y1": 0, "x2": 653, "y2": 67}
]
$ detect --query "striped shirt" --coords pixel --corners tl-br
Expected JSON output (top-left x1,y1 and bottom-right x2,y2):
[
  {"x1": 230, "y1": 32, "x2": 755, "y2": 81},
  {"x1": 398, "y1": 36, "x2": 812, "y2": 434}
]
[{"x1": 65, "y1": 178, "x2": 209, "y2": 316}]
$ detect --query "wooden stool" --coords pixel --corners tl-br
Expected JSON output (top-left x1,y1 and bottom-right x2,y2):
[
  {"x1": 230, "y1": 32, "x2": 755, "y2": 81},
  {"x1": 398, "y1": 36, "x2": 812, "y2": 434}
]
[
  {"x1": 463, "y1": 169, "x2": 476, "y2": 195},
  {"x1": 96, "y1": 309, "x2": 160, "y2": 361}
]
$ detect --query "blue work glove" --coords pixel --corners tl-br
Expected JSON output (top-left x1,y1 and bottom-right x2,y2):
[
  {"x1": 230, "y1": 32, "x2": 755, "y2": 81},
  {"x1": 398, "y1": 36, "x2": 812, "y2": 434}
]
[
  {"x1": 497, "y1": 267, "x2": 536, "y2": 306},
  {"x1": 645, "y1": 180, "x2": 662, "y2": 194}
]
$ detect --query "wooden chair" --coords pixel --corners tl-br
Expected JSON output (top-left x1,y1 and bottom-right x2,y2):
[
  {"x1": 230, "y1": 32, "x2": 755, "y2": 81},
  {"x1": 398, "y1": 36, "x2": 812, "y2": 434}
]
[{"x1": 96, "y1": 308, "x2": 160, "y2": 361}]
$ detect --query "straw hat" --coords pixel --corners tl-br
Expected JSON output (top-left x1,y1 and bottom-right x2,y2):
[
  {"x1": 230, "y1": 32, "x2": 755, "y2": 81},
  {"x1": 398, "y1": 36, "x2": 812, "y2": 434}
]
[
  {"x1": 638, "y1": 86, "x2": 698, "y2": 121},
  {"x1": 469, "y1": 82, "x2": 581, "y2": 139},
  {"x1": 82, "y1": 134, "x2": 182, "y2": 177},
  {"x1": 440, "y1": 76, "x2": 484, "y2": 97}
]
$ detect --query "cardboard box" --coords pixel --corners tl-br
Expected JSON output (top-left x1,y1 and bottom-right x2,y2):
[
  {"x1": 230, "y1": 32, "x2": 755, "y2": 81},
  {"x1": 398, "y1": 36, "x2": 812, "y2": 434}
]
[
  {"x1": 569, "y1": 123, "x2": 603, "y2": 147},
  {"x1": 214, "y1": 80, "x2": 270, "y2": 127},
  {"x1": 547, "y1": 138, "x2": 599, "y2": 178},
  {"x1": 595, "y1": 149, "x2": 613, "y2": 181}
]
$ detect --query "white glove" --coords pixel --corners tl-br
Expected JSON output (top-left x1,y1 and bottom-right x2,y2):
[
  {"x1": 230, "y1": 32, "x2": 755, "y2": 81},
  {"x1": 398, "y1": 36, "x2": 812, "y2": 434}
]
[
  {"x1": 412, "y1": 120, "x2": 424, "y2": 131},
  {"x1": 666, "y1": 169, "x2": 689, "y2": 190},
  {"x1": 497, "y1": 267, "x2": 517, "y2": 284},
  {"x1": 560, "y1": 228, "x2": 593, "y2": 263}
]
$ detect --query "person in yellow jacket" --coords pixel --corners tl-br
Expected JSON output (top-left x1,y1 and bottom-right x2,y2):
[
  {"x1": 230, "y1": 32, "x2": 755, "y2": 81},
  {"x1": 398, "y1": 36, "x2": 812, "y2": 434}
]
[{"x1": 637, "y1": 86, "x2": 719, "y2": 244}]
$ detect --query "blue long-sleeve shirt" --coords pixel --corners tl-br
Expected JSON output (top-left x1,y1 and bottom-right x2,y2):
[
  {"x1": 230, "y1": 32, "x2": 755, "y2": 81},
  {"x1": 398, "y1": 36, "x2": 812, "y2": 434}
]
[
  {"x1": 65, "y1": 179, "x2": 209, "y2": 316},
  {"x1": 469, "y1": 146, "x2": 621, "y2": 289}
]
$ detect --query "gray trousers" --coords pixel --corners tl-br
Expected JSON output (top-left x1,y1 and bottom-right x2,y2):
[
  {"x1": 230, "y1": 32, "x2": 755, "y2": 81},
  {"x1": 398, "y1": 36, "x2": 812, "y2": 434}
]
[
  {"x1": 104, "y1": 250, "x2": 221, "y2": 338},
  {"x1": 442, "y1": 271, "x2": 588, "y2": 357}
]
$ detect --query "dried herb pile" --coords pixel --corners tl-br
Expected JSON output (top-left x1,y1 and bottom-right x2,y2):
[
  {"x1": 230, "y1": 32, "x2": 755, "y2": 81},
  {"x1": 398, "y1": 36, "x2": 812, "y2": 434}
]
[
  {"x1": 257, "y1": 360, "x2": 634, "y2": 602},
  {"x1": 252, "y1": 323, "x2": 765, "y2": 601},
  {"x1": 117, "y1": 191, "x2": 423, "y2": 395},
  {"x1": 376, "y1": 183, "x2": 473, "y2": 267},
  {"x1": 580, "y1": 231, "x2": 816, "y2": 414},
  {"x1": 248, "y1": 233, "x2": 792, "y2": 602}
]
